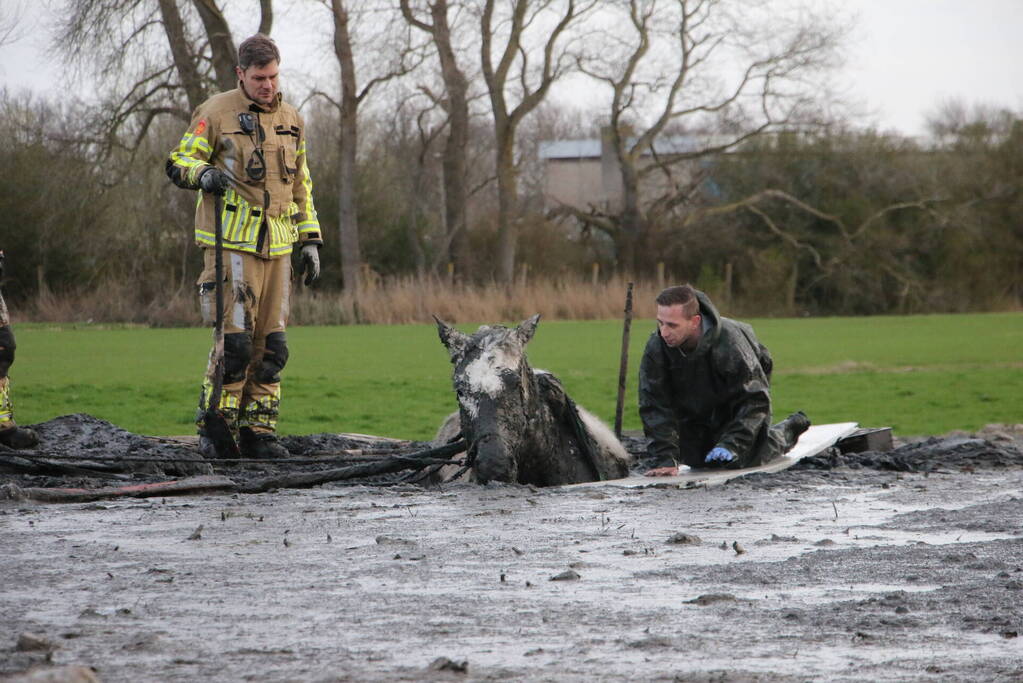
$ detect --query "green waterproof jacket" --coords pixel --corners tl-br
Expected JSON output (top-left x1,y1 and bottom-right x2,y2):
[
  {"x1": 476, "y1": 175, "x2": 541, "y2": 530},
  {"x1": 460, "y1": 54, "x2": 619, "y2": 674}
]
[{"x1": 638, "y1": 290, "x2": 777, "y2": 468}]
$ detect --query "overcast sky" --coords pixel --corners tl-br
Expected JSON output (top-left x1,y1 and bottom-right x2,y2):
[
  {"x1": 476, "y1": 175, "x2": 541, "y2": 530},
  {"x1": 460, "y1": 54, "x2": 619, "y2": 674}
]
[{"x1": 1, "y1": 0, "x2": 1020, "y2": 138}]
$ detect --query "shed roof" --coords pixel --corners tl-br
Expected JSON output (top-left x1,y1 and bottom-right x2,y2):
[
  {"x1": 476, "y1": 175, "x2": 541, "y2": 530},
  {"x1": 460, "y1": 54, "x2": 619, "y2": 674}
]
[
  {"x1": 539, "y1": 135, "x2": 716, "y2": 160},
  {"x1": 538, "y1": 139, "x2": 602, "y2": 159}
]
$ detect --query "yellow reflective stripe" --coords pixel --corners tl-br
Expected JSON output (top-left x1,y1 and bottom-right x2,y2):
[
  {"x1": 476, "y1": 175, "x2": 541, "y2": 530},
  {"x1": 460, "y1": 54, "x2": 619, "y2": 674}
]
[
  {"x1": 238, "y1": 388, "x2": 281, "y2": 430},
  {"x1": 191, "y1": 174, "x2": 302, "y2": 257},
  {"x1": 224, "y1": 202, "x2": 244, "y2": 242},
  {"x1": 269, "y1": 214, "x2": 298, "y2": 247},
  {"x1": 171, "y1": 133, "x2": 212, "y2": 184},
  {"x1": 181, "y1": 133, "x2": 211, "y2": 156},
  {"x1": 0, "y1": 378, "x2": 12, "y2": 421},
  {"x1": 193, "y1": 237, "x2": 295, "y2": 257},
  {"x1": 295, "y1": 140, "x2": 319, "y2": 231},
  {"x1": 220, "y1": 189, "x2": 239, "y2": 242},
  {"x1": 212, "y1": 189, "x2": 260, "y2": 245},
  {"x1": 242, "y1": 208, "x2": 259, "y2": 243},
  {"x1": 269, "y1": 216, "x2": 283, "y2": 246}
]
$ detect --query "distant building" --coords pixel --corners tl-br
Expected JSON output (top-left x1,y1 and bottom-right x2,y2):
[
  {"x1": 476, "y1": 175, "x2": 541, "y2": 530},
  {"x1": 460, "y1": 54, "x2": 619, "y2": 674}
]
[{"x1": 538, "y1": 128, "x2": 727, "y2": 212}]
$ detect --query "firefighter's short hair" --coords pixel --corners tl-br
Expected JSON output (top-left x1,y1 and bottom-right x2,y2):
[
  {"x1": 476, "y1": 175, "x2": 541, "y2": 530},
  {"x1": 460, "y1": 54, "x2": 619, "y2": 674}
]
[{"x1": 238, "y1": 34, "x2": 280, "y2": 70}]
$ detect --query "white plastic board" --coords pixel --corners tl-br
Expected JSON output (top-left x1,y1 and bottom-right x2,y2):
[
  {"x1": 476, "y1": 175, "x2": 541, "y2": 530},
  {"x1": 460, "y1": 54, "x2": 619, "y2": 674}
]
[{"x1": 566, "y1": 422, "x2": 859, "y2": 489}]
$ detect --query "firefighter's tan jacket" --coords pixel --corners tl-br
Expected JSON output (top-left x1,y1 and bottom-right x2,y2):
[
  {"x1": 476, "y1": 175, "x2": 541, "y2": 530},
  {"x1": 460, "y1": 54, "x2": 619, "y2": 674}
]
[{"x1": 167, "y1": 87, "x2": 321, "y2": 258}]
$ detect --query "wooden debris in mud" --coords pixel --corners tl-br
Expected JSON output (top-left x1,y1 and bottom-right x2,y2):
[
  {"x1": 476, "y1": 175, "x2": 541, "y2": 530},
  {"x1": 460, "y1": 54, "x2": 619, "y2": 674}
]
[
  {"x1": 16, "y1": 633, "x2": 57, "y2": 653},
  {"x1": 7, "y1": 440, "x2": 468, "y2": 503},
  {"x1": 666, "y1": 532, "x2": 702, "y2": 545},
  {"x1": 8, "y1": 476, "x2": 237, "y2": 503},
  {"x1": 236, "y1": 440, "x2": 467, "y2": 493},
  {"x1": 428, "y1": 656, "x2": 468, "y2": 673}
]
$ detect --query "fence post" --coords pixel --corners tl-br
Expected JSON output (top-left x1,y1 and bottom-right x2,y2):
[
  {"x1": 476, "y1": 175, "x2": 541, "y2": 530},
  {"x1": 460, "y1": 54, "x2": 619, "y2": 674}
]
[
  {"x1": 614, "y1": 282, "x2": 634, "y2": 441},
  {"x1": 724, "y1": 261, "x2": 733, "y2": 308}
]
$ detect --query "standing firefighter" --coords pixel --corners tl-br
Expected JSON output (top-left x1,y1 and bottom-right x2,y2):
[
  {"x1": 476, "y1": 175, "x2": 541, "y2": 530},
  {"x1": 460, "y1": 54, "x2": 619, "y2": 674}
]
[
  {"x1": 0, "y1": 252, "x2": 38, "y2": 449},
  {"x1": 166, "y1": 34, "x2": 323, "y2": 459},
  {"x1": 640, "y1": 285, "x2": 810, "y2": 475}
]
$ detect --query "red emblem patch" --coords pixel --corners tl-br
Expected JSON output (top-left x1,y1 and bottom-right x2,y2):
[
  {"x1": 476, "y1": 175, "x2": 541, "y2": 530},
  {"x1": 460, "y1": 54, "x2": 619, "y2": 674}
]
[{"x1": 195, "y1": 119, "x2": 207, "y2": 135}]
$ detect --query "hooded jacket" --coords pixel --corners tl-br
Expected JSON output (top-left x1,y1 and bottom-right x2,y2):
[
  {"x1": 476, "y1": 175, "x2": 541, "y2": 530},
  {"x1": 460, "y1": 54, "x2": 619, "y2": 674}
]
[
  {"x1": 166, "y1": 87, "x2": 322, "y2": 258},
  {"x1": 638, "y1": 290, "x2": 776, "y2": 468}
]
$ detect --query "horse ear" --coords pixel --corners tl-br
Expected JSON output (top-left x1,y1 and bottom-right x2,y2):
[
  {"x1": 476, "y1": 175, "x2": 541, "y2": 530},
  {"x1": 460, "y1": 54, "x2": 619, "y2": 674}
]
[
  {"x1": 515, "y1": 314, "x2": 541, "y2": 345},
  {"x1": 434, "y1": 315, "x2": 469, "y2": 359}
]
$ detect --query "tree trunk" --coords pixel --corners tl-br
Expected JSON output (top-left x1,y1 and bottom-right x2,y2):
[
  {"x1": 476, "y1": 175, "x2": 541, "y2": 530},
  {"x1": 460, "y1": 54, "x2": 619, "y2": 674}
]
[
  {"x1": 258, "y1": 0, "x2": 274, "y2": 35},
  {"x1": 192, "y1": 0, "x2": 237, "y2": 91},
  {"x1": 158, "y1": 0, "x2": 206, "y2": 111},
  {"x1": 332, "y1": 0, "x2": 362, "y2": 293},
  {"x1": 786, "y1": 259, "x2": 798, "y2": 314},
  {"x1": 494, "y1": 124, "x2": 518, "y2": 283},
  {"x1": 617, "y1": 159, "x2": 643, "y2": 275},
  {"x1": 431, "y1": 0, "x2": 471, "y2": 275},
  {"x1": 400, "y1": 0, "x2": 471, "y2": 276}
]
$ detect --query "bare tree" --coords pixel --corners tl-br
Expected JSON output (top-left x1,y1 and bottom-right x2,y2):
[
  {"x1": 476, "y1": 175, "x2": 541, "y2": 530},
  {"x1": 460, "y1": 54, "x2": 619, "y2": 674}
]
[
  {"x1": 159, "y1": 0, "x2": 208, "y2": 111},
  {"x1": 480, "y1": 0, "x2": 594, "y2": 282},
  {"x1": 555, "y1": 0, "x2": 847, "y2": 273},
  {"x1": 318, "y1": 0, "x2": 422, "y2": 293},
  {"x1": 54, "y1": 0, "x2": 271, "y2": 152},
  {"x1": 0, "y1": 1, "x2": 27, "y2": 47},
  {"x1": 191, "y1": 0, "x2": 240, "y2": 91},
  {"x1": 400, "y1": 0, "x2": 473, "y2": 274}
]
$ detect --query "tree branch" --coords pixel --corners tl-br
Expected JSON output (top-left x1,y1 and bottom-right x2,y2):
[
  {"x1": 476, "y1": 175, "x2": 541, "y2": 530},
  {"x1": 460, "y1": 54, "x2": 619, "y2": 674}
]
[{"x1": 746, "y1": 205, "x2": 824, "y2": 269}]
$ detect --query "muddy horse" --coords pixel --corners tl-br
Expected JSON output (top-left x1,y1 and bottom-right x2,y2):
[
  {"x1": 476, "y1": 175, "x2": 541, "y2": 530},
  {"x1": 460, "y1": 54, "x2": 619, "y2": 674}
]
[{"x1": 433, "y1": 315, "x2": 631, "y2": 486}]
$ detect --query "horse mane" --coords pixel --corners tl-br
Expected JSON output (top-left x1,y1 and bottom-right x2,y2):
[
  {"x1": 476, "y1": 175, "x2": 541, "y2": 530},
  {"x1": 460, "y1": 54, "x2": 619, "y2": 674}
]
[{"x1": 535, "y1": 372, "x2": 605, "y2": 481}]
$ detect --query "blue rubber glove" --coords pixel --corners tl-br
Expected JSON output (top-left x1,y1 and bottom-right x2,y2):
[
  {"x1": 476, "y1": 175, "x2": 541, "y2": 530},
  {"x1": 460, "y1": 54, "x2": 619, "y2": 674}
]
[{"x1": 705, "y1": 447, "x2": 735, "y2": 464}]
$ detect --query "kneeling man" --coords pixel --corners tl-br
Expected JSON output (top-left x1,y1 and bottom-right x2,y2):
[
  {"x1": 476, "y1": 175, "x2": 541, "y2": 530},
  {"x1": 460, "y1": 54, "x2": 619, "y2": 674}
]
[{"x1": 640, "y1": 285, "x2": 809, "y2": 476}]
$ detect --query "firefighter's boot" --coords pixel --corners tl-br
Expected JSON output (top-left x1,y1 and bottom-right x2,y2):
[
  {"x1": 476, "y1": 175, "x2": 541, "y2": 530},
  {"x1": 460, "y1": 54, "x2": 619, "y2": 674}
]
[
  {"x1": 239, "y1": 427, "x2": 289, "y2": 460},
  {"x1": 0, "y1": 375, "x2": 36, "y2": 449},
  {"x1": 0, "y1": 425, "x2": 38, "y2": 449}
]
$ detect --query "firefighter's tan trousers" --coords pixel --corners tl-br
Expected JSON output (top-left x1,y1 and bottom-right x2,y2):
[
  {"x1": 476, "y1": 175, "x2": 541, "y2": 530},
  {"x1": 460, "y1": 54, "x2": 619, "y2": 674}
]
[
  {"x1": 196, "y1": 248, "x2": 291, "y2": 436},
  {"x1": 0, "y1": 320, "x2": 18, "y2": 432}
]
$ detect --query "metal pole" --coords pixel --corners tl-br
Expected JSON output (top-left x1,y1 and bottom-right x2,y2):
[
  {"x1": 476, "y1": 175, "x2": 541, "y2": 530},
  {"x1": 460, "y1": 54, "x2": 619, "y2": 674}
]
[
  {"x1": 210, "y1": 193, "x2": 225, "y2": 415},
  {"x1": 203, "y1": 192, "x2": 240, "y2": 458},
  {"x1": 614, "y1": 282, "x2": 634, "y2": 440}
]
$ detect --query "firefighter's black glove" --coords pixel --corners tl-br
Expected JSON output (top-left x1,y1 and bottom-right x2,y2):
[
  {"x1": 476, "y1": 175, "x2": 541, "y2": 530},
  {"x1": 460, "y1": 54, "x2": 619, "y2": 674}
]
[
  {"x1": 199, "y1": 167, "x2": 230, "y2": 196},
  {"x1": 300, "y1": 244, "x2": 320, "y2": 286}
]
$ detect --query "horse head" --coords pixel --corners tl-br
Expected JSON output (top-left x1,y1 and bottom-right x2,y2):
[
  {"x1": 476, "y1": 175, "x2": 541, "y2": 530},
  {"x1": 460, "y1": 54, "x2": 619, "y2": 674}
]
[{"x1": 434, "y1": 314, "x2": 541, "y2": 483}]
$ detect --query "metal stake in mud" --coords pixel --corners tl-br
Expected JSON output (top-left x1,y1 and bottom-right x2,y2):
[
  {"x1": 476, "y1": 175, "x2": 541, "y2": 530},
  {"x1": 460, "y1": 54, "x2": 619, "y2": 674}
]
[
  {"x1": 614, "y1": 282, "x2": 634, "y2": 440},
  {"x1": 204, "y1": 193, "x2": 240, "y2": 458}
]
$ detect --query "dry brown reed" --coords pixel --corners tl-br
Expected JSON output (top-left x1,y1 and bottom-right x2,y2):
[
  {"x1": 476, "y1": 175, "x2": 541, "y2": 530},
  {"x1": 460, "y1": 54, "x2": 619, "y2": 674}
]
[
  {"x1": 290, "y1": 275, "x2": 663, "y2": 325},
  {"x1": 22, "y1": 275, "x2": 665, "y2": 326},
  {"x1": 28, "y1": 279, "x2": 197, "y2": 327}
]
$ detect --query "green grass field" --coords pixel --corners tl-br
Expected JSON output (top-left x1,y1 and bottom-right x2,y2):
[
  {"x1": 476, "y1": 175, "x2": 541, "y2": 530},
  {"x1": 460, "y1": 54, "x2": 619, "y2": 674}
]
[{"x1": 9, "y1": 312, "x2": 1022, "y2": 439}]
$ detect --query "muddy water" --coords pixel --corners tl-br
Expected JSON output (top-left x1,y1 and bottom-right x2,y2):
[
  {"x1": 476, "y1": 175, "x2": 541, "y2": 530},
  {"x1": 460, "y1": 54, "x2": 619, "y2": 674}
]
[{"x1": 2, "y1": 421, "x2": 1022, "y2": 681}]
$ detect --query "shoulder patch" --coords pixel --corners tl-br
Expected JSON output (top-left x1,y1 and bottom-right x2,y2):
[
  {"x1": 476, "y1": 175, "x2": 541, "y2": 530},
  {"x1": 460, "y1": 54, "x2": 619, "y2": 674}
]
[{"x1": 194, "y1": 119, "x2": 207, "y2": 136}]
